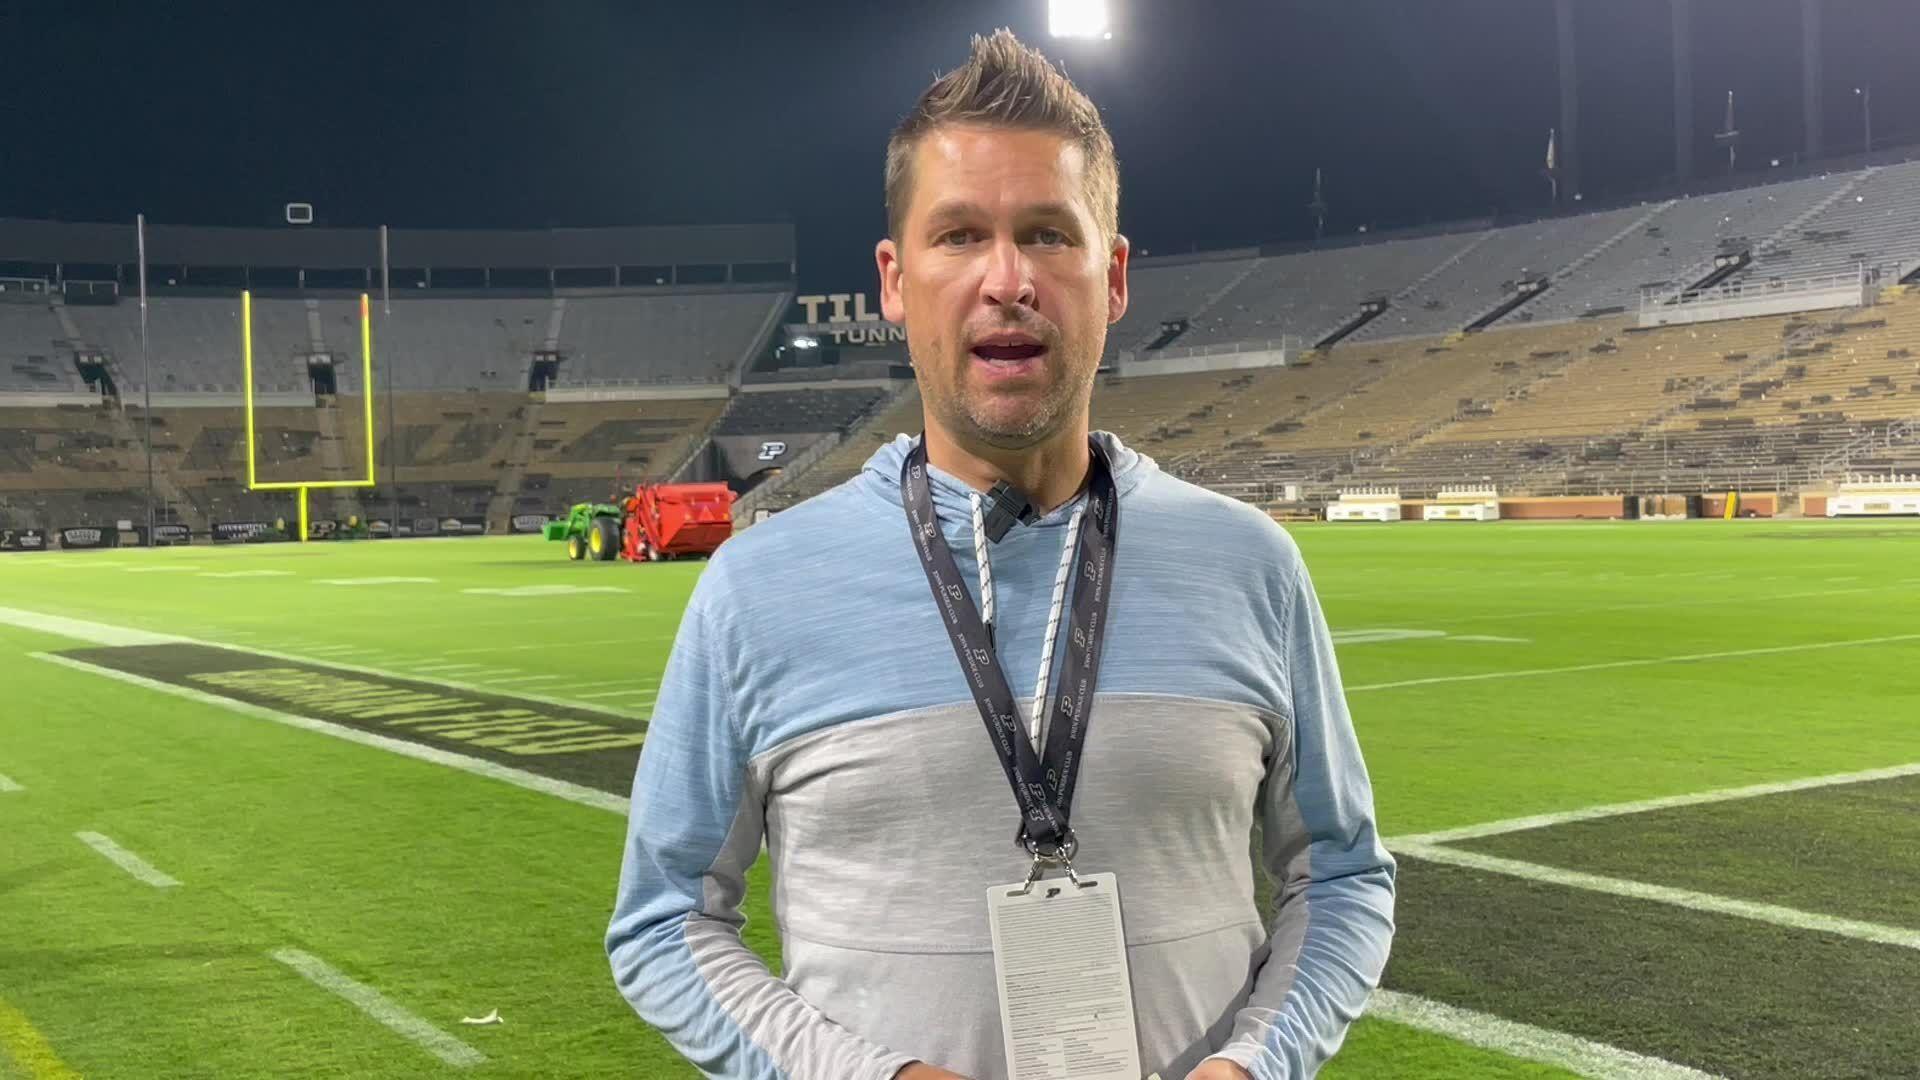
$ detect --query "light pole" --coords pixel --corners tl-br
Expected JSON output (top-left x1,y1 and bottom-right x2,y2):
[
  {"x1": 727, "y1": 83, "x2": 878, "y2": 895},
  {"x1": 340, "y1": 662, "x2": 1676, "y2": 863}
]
[{"x1": 1855, "y1": 86, "x2": 1872, "y2": 154}]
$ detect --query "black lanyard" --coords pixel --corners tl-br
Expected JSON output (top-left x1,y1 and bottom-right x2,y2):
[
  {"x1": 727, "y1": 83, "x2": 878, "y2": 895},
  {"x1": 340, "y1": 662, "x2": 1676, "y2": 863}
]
[{"x1": 900, "y1": 438, "x2": 1119, "y2": 857}]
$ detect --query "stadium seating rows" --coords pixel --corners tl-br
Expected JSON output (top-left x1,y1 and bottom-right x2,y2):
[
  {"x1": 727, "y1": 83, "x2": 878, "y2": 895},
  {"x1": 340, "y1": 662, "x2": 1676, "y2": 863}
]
[{"x1": 6, "y1": 160, "x2": 1920, "y2": 530}]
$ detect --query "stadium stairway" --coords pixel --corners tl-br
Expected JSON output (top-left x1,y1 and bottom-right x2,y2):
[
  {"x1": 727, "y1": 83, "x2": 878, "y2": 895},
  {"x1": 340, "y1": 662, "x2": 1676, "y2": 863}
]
[
  {"x1": 485, "y1": 396, "x2": 545, "y2": 531},
  {"x1": 110, "y1": 404, "x2": 200, "y2": 529}
]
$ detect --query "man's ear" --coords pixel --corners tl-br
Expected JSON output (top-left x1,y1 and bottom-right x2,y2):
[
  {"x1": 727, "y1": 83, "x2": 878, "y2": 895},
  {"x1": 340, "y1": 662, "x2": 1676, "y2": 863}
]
[
  {"x1": 1106, "y1": 233, "x2": 1130, "y2": 325},
  {"x1": 876, "y1": 237, "x2": 907, "y2": 324}
]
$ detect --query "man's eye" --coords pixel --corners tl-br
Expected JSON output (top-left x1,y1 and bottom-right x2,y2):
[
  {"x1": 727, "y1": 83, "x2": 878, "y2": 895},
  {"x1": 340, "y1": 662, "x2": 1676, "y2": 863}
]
[
  {"x1": 938, "y1": 230, "x2": 975, "y2": 248},
  {"x1": 1032, "y1": 227, "x2": 1068, "y2": 246}
]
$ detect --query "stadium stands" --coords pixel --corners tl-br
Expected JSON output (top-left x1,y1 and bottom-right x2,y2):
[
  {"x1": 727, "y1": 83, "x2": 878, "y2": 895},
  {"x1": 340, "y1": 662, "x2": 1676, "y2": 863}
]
[
  {"x1": 1736, "y1": 161, "x2": 1920, "y2": 283},
  {"x1": 715, "y1": 387, "x2": 888, "y2": 435},
  {"x1": 1182, "y1": 231, "x2": 1478, "y2": 348},
  {"x1": 556, "y1": 287, "x2": 788, "y2": 385},
  {"x1": 11, "y1": 159, "x2": 1920, "y2": 537},
  {"x1": 1102, "y1": 255, "x2": 1259, "y2": 360},
  {"x1": 1354, "y1": 205, "x2": 1654, "y2": 341},
  {"x1": 0, "y1": 302, "x2": 84, "y2": 393},
  {"x1": 751, "y1": 386, "x2": 924, "y2": 509},
  {"x1": 1514, "y1": 173, "x2": 1852, "y2": 322}
]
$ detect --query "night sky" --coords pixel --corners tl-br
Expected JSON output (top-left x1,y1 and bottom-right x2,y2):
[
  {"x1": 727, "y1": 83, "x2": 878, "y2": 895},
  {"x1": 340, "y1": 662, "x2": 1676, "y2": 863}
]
[{"x1": 2, "y1": 1, "x2": 1915, "y2": 293}]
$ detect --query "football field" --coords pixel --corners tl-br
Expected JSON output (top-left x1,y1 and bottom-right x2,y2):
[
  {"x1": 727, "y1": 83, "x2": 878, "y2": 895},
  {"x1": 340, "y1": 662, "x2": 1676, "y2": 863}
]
[{"x1": 2, "y1": 521, "x2": 1917, "y2": 1079}]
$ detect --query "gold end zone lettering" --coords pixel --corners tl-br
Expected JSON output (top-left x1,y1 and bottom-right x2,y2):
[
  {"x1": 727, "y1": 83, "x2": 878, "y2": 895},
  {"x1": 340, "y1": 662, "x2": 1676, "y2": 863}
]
[
  {"x1": 499, "y1": 733, "x2": 648, "y2": 755},
  {"x1": 131, "y1": 650, "x2": 645, "y2": 769}
]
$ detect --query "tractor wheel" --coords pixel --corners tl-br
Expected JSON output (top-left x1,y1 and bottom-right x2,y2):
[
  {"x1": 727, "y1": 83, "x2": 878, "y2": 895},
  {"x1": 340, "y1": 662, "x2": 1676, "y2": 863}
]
[
  {"x1": 566, "y1": 534, "x2": 586, "y2": 561},
  {"x1": 590, "y1": 516, "x2": 621, "y2": 562}
]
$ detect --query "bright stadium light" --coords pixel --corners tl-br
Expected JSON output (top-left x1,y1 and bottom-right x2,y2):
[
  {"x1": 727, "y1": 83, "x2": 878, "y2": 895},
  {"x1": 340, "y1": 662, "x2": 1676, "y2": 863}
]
[
  {"x1": 793, "y1": 336, "x2": 819, "y2": 350},
  {"x1": 1049, "y1": 0, "x2": 1109, "y2": 39}
]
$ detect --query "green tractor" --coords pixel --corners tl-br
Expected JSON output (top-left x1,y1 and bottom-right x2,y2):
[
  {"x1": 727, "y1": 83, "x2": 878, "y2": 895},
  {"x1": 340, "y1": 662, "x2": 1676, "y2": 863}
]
[{"x1": 542, "y1": 502, "x2": 625, "y2": 562}]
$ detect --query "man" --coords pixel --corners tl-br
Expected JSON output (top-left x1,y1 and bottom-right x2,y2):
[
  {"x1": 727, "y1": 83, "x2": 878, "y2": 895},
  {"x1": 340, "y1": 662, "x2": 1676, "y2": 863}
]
[{"x1": 607, "y1": 29, "x2": 1394, "y2": 1080}]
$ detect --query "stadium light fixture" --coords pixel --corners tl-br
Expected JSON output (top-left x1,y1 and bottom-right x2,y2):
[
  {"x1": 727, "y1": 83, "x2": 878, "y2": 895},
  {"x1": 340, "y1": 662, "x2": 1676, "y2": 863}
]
[
  {"x1": 1049, "y1": 0, "x2": 1110, "y2": 39},
  {"x1": 793, "y1": 336, "x2": 819, "y2": 350}
]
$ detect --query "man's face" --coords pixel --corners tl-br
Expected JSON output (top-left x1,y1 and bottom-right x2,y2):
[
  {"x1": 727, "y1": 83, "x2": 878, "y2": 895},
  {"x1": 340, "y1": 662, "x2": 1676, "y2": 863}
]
[{"x1": 877, "y1": 125, "x2": 1128, "y2": 451}]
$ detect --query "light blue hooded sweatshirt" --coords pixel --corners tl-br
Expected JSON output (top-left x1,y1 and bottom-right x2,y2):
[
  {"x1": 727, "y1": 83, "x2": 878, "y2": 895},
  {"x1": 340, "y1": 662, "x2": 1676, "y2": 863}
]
[{"x1": 607, "y1": 432, "x2": 1395, "y2": 1080}]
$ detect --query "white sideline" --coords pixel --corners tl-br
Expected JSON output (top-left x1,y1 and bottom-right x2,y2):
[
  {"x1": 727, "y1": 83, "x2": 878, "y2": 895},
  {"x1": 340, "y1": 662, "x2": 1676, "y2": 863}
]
[
  {"x1": 0, "y1": 772, "x2": 24, "y2": 793},
  {"x1": 1396, "y1": 842, "x2": 1920, "y2": 952},
  {"x1": 269, "y1": 947, "x2": 485, "y2": 1068},
  {"x1": 1394, "y1": 761, "x2": 1920, "y2": 845},
  {"x1": 1348, "y1": 632, "x2": 1920, "y2": 692},
  {"x1": 75, "y1": 831, "x2": 182, "y2": 888},
  {"x1": 1367, "y1": 990, "x2": 1719, "y2": 1080},
  {"x1": 0, "y1": 605, "x2": 644, "y2": 720},
  {"x1": 33, "y1": 653, "x2": 627, "y2": 816}
]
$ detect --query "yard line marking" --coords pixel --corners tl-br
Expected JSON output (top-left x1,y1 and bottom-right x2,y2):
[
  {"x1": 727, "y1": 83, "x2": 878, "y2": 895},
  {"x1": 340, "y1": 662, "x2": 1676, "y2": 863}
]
[
  {"x1": 300, "y1": 645, "x2": 362, "y2": 655},
  {"x1": 34, "y1": 653, "x2": 626, "y2": 816},
  {"x1": 461, "y1": 584, "x2": 628, "y2": 597},
  {"x1": 411, "y1": 663, "x2": 488, "y2": 673},
  {"x1": 123, "y1": 565, "x2": 200, "y2": 573},
  {"x1": 1451, "y1": 635, "x2": 1531, "y2": 644},
  {"x1": 1407, "y1": 582, "x2": 1910, "y2": 627},
  {"x1": 0, "y1": 606, "x2": 176, "y2": 647},
  {"x1": 0, "y1": 772, "x2": 23, "y2": 793},
  {"x1": 0, "y1": 997, "x2": 82, "y2": 1080},
  {"x1": 0, "y1": 607, "x2": 644, "y2": 720},
  {"x1": 75, "y1": 831, "x2": 181, "y2": 888},
  {"x1": 1395, "y1": 761, "x2": 1920, "y2": 845},
  {"x1": 576, "y1": 689, "x2": 657, "y2": 700},
  {"x1": 269, "y1": 948, "x2": 485, "y2": 1068},
  {"x1": 1348, "y1": 633, "x2": 1920, "y2": 693},
  {"x1": 439, "y1": 642, "x2": 578, "y2": 656},
  {"x1": 316, "y1": 576, "x2": 437, "y2": 586},
  {"x1": 1397, "y1": 841, "x2": 1920, "y2": 952},
  {"x1": 199, "y1": 569, "x2": 296, "y2": 578},
  {"x1": 1367, "y1": 990, "x2": 1717, "y2": 1080},
  {"x1": 486, "y1": 673, "x2": 565, "y2": 684}
]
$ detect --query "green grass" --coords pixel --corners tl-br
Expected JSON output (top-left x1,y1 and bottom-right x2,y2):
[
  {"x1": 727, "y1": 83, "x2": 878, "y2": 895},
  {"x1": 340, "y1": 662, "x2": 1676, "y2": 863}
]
[{"x1": 2, "y1": 520, "x2": 1917, "y2": 1077}]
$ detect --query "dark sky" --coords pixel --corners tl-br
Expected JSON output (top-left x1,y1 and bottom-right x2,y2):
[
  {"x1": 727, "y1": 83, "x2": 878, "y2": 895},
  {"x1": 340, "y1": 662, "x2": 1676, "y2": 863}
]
[{"x1": 2, "y1": 0, "x2": 1915, "y2": 293}]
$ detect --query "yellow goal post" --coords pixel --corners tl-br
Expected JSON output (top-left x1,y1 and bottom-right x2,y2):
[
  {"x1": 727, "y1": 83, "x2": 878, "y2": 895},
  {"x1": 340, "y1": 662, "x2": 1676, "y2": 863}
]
[{"x1": 240, "y1": 290, "x2": 378, "y2": 542}]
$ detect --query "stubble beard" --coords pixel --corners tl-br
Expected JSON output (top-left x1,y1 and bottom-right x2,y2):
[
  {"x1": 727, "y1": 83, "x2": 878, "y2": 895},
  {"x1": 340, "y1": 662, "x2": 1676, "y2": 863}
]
[{"x1": 920, "y1": 334, "x2": 1099, "y2": 452}]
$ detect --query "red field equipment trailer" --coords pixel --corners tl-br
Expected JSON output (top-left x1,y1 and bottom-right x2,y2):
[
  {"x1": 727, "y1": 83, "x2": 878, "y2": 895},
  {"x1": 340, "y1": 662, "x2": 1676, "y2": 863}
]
[{"x1": 621, "y1": 482, "x2": 735, "y2": 561}]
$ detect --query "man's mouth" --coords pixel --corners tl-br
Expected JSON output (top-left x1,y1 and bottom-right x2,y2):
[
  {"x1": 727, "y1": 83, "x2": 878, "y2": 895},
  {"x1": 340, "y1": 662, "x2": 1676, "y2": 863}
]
[{"x1": 970, "y1": 334, "x2": 1047, "y2": 366}]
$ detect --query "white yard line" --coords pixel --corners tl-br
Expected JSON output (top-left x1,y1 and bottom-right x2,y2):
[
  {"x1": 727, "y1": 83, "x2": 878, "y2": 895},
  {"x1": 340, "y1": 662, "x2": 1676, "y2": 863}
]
[
  {"x1": 74, "y1": 831, "x2": 181, "y2": 888},
  {"x1": 1348, "y1": 633, "x2": 1920, "y2": 693},
  {"x1": 1394, "y1": 761, "x2": 1920, "y2": 845},
  {"x1": 269, "y1": 948, "x2": 485, "y2": 1068},
  {"x1": 316, "y1": 577, "x2": 437, "y2": 586},
  {"x1": 0, "y1": 606, "x2": 176, "y2": 647},
  {"x1": 0, "y1": 606, "x2": 642, "y2": 720},
  {"x1": 409, "y1": 663, "x2": 489, "y2": 673},
  {"x1": 438, "y1": 642, "x2": 579, "y2": 656},
  {"x1": 33, "y1": 653, "x2": 627, "y2": 816},
  {"x1": 0, "y1": 772, "x2": 23, "y2": 793},
  {"x1": 485, "y1": 673, "x2": 566, "y2": 685},
  {"x1": 1367, "y1": 990, "x2": 1719, "y2": 1080},
  {"x1": 1396, "y1": 841, "x2": 1920, "y2": 952}
]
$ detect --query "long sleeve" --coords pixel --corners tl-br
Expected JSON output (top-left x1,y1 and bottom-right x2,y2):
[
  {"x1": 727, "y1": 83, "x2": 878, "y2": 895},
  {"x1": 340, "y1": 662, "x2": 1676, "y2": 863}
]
[
  {"x1": 604, "y1": 570, "x2": 917, "y2": 1080},
  {"x1": 1206, "y1": 558, "x2": 1398, "y2": 1080}
]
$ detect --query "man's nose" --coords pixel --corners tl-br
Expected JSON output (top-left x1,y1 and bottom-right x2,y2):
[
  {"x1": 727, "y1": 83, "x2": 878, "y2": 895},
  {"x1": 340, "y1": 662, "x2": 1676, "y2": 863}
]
[{"x1": 979, "y1": 237, "x2": 1036, "y2": 310}]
